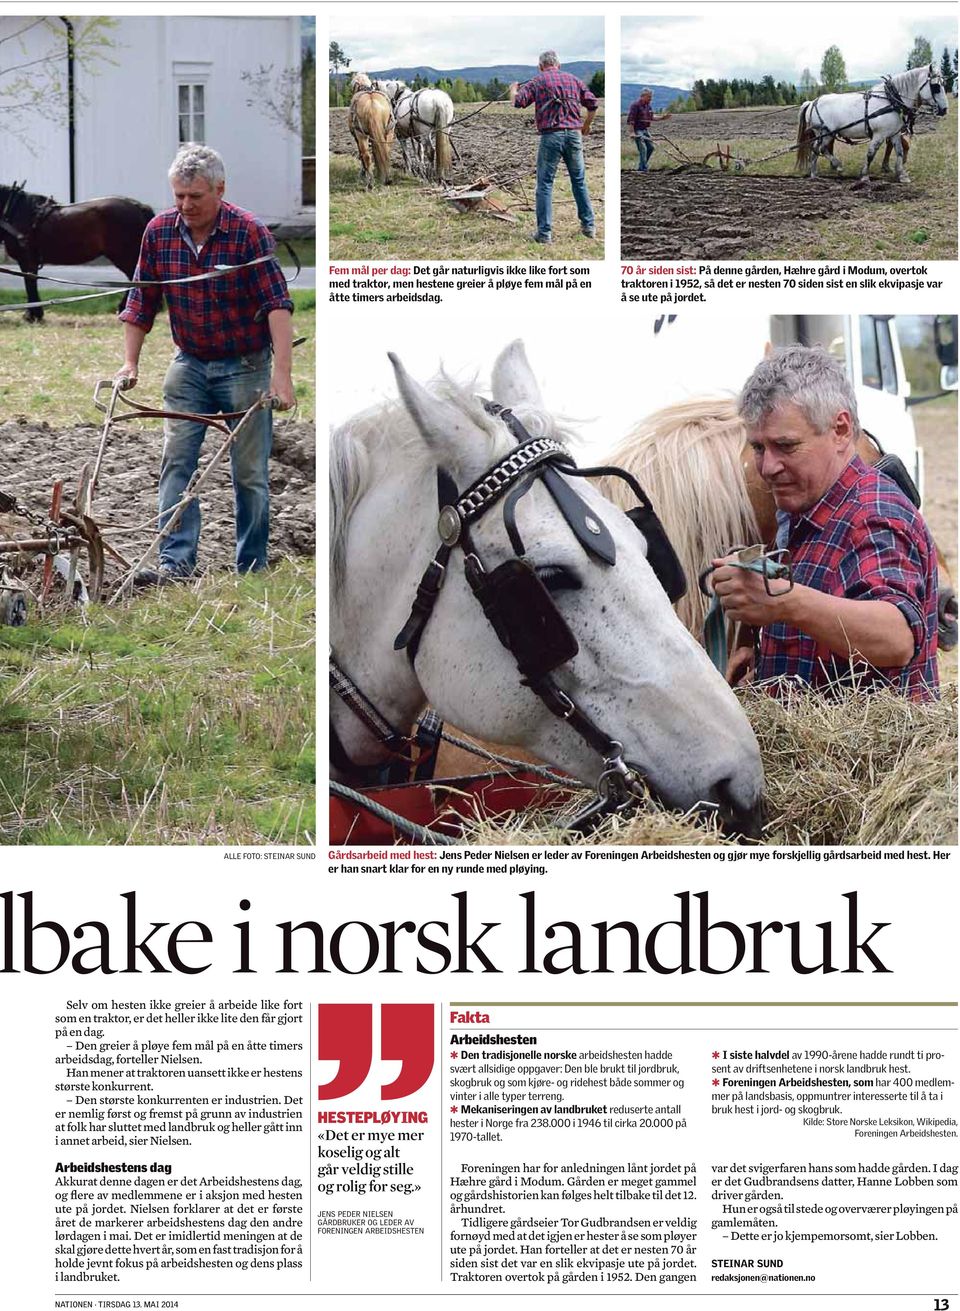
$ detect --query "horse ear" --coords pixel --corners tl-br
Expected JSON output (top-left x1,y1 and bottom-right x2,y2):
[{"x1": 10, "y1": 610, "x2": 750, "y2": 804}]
[
  {"x1": 491, "y1": 340, "x2": 544, "y2": 411},
  {"x1": 388, "y1": 352, "x2": 485, "y2": 458}
]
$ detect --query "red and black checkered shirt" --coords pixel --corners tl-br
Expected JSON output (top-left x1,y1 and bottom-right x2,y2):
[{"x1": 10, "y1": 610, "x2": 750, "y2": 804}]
[
  {"x1": 627, "y1": 100, "x2": 655, "y2": 132},
  {"x1": 513, "y1": 68, "x2": 598, "y2": 132},
  {"x1": 757, "y1": 457, "x2": 940, "y2": 700},
  {"x1": 119, "y1": 200, "x2": 293, "y2": 361}
]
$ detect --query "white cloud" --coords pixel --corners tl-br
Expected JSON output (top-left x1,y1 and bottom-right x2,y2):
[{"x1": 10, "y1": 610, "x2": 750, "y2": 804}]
[
  {"x1": 623, "y1": 7, "x2": 957, "y2": 87},
  {"x1": 331, "y1": 14, "x2": 603, "y2": 71}
]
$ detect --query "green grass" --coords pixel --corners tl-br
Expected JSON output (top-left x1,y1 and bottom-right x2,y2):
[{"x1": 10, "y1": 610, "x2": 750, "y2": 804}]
[
  {"x1": 0, "y1": 306, "x2": 315, "y2": 424},
  {"x1": 330, "y1": 107, "x2": 604, "y2": 261},
  {"x1": 620, "y1": 110, "x2": 957, "y2": 259},
  {"x1": 278, "y1": 236, "x2": 316, "y2": 267},
  {"x1": 0, "y1": 559, "x2": 315, "y2": 845}
]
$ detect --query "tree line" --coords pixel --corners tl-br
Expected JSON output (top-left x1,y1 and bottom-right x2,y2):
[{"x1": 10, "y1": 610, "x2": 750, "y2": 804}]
[
  {"x1": 663, "y1": 38, "x2": 957, "y2": 113},
  {"x1": 328, "y1": 42, "x2": 604, "y2": 105}
]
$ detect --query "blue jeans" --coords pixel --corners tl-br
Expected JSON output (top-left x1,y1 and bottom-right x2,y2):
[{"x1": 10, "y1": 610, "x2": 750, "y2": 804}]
[
  {"x1": 159, "y1": 346, "x2": 273, "y2": 574},
  {"x1": 634, "y1": 131, "x2": 654, "y2": 171},
  {"x1": 535, "y1": 129, "x2": 594, "y2": 238}
]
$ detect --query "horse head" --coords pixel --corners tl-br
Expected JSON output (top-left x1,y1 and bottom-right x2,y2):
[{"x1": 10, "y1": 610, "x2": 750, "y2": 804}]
[
  {"x1": 0, "y1": 181, "x2": 41, "y2": 241},
  {"x1": 350, "y1": 72, "x2": 373, "y2": 94},
  {"x1": 375, "y1": 78, "x2": 409, "y2": 104},
  {"x1": 920, "y1": 63, "x2": 949, "y2": 116},
  {"x1": 331, "y1": 342, "x2": 765, "y2": 836}
]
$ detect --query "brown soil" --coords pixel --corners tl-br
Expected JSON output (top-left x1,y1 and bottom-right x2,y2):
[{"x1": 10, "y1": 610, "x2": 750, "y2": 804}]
[
  {"x1": 621, "y1": 169, "x2": 921, "y2": 260},
  {"x1": 330, "y1": 105, "x2": 604, "y2": 191},
  {"x1": 0, "y1": 416, "x2": 315, "y2": 585}
]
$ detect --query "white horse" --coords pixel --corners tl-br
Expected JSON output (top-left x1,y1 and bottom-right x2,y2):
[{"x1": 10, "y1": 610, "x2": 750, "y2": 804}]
[
  {"x1": 797, "y1": 63, "x2": 948, "y2": 182},
  {"x1": 330, "y1": 341, "x2": 765, "y2": 835},
  {"x1": 374, "y1": 79, "x2": 454, "y2": 179}
]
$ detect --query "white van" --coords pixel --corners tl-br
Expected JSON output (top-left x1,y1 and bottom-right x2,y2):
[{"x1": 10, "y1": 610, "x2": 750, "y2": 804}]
[{"x1": 622, "y1": 313, "x2": 925, "y2": 496}]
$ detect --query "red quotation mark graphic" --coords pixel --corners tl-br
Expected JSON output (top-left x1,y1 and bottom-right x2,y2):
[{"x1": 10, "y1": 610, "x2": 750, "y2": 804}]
[{"x1": 317, "y1": 1003, "x2": 434, "y2": 1100}]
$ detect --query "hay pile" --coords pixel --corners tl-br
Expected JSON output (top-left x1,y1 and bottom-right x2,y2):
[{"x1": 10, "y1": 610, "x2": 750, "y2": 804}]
[{"x1": 459, "y1": 683, "x2": 958, "y2": 847}]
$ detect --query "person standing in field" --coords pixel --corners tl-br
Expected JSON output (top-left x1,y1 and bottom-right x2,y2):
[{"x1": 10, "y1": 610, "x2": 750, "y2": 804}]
[
  {"x1": 510, "y1": 51, "x2": 598, "y2": 244},
  {"x1": 117, "y1": 143, "x2": 294, "y2": 583},
  {"x1": 627, "y1": 88, "x2": 671, "y2": 172}
]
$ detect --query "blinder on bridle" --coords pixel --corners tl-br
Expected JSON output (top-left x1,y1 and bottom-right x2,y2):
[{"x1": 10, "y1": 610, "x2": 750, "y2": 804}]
[{"x1": 391, "y1": 401, "x2": 687, "y2": 824}]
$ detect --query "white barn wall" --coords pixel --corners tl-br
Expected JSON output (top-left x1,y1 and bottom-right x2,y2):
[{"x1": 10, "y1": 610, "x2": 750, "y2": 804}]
[
  {"x1": 2, "y1": 16, "x2": 301, "y2": 222},
  {"x1": 1, "y1": 17, "x2": 72, "y2": 198}
]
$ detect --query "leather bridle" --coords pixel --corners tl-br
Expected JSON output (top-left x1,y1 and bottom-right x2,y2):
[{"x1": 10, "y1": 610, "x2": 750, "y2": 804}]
[{"x1": 331, "y1": 403, "x2": 687, "y2": 827}]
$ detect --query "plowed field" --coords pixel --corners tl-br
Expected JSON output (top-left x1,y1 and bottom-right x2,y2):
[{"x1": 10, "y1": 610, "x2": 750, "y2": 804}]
[
  {"x1": 621, "y1": 169, "x2": 920, "y2": 260},
  {"x1": 620, "y1": 105, "x2": 955, "y2": 259},
  {"x1": 1, "y1": 416, "x2": 315, "y2": 585}
]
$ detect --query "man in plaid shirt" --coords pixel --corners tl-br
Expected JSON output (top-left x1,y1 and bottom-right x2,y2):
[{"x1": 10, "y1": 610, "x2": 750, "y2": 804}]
[
  {"x1": 118, "y1": 144, "x2": 294, "y2": 579},
  {"x1": 711, "y1": 346, "x2": 939, "y2": 701},
  {"x1": 626, "y1": 88, "x2": 671, "y2": 172},
  {"x1": 510, "y1": 51, "x2": 598, "y2": 244}
]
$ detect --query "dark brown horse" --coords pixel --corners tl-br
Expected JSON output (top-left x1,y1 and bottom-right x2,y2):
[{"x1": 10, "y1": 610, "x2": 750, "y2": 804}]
[{"x1": 0, "y1": 182, "x2": 153, "y2": 322}]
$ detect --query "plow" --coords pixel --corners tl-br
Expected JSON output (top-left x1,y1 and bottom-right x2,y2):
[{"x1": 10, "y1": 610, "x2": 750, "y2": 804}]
[{"x1": 0, "y1": 380, "x2": 281, "y2": 624}]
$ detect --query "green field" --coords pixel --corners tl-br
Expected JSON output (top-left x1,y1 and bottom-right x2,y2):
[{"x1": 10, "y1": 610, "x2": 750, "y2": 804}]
[
  {"x1": 0, "y1": 561, "x2": 315, "y2": 845},
  {"x1": 0, "y1": 300, "x2": 315, "y2": 424}
]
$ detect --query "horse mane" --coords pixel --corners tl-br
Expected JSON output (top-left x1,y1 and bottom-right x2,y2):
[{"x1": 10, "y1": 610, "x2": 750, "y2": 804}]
[
  {"x1": 596, "y1": 396, "x2": 759, "y2": 636},
  {"x1": 878, "y1": 65, "x2": 930, "y2": 100},
  {"x1": 330, "y1": 373, "x2": 574, "y2": 593}
]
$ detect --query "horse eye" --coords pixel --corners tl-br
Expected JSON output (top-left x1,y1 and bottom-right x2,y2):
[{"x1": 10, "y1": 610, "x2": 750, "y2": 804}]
[{"x1": 536, "y1": 565, "x2": 582, "y2": 593}]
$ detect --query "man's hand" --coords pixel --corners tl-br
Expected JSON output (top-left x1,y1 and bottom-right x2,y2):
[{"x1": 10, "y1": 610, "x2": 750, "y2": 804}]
[
  {"x1": 710, "y1": 554, "x2": 787, "y2": 628},
  {"x1": 726, "y1": 643, "x2": 755, "y2": 687},
  {"x1": 269, "y1": 369, "x2": 295, "y2": 411},
  {"x1": 267, "y1": 308, "x2": 295, "y2": 410},
  {"x1": 508, "y1": 80, "x2": 519, "y2": 104},
  {"x1": 711, "y1": 555, "x2": 915, "y2": 669},
  {"x1": 119, "y1": 323, "x2": 147, "y2": 391}
]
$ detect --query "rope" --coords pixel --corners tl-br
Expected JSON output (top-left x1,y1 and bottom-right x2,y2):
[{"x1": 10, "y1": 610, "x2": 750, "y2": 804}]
[
  {"x1": 438, "y1": 729, "x2": 573, "y2": 786},
  {"x1": 0, "y1": 241, "x2": 301, "y2": 314},
  {"x1": 330, "y1": 780, "x2": 457, "y2": 845}
]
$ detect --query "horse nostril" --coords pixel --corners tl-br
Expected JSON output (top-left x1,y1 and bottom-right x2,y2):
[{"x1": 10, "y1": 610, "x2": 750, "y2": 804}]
[{"x1": 713, "y1": 777, "x2": 765, "y2": 841}]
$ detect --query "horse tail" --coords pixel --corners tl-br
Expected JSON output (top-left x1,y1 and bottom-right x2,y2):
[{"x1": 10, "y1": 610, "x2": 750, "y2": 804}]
[
  {"x1": 434, "y1": 104, "x2": 452, "y2": 179},
  {"x1": 796, "y1": 102, "x2": 812, "y2": 171},
  {"x1": 594, "y1": 397, "x2": 759, "y2": 640},
  {"x1": 368, "y1": 104, "x2": 393, "y2": 184}
]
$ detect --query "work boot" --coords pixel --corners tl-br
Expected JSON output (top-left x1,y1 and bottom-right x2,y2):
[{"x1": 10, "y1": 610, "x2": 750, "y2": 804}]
[
  {"x1": 530, "y1": 231, "x2": 552, "y2": 244},
  {"x1": 131, "y1": 566, "x2": 189, "y2": 589}
]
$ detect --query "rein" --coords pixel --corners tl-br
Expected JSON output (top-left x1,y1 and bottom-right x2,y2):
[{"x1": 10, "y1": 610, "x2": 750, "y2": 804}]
[{"x1": 0, "y1": 243, "x2": 301, "y2": 314}]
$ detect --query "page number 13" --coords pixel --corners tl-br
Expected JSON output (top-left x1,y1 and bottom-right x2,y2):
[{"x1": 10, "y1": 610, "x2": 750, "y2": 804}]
[{"x1": 934, "y1": 1299, "x2": 950, "y2": 1309}]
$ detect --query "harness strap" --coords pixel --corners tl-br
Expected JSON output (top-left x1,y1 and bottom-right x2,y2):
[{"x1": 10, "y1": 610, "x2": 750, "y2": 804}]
[{"x1": 329, "y1": 656, "x2": 442, "y2": 787}]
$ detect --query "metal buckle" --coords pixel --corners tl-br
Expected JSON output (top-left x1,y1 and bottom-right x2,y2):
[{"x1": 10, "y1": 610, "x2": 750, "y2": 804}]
[
  {"x1": 438, "y1": 505, "x2": 461, "y2": 546},
  {"x1": 596, "y1": 743, "x2": 642, "y2": 804}
]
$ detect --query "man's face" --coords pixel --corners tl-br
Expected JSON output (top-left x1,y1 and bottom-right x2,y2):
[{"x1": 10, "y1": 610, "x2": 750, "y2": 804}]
[
  {"x1": 747, "y1": 401, "x2": 854, "y2": 514},
  {"x1": 171, "y1": 175, "x2": 224, "y2": 234},
  {"x1": 641, "y1": 92, "x2": 652, "y2": 104}
]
